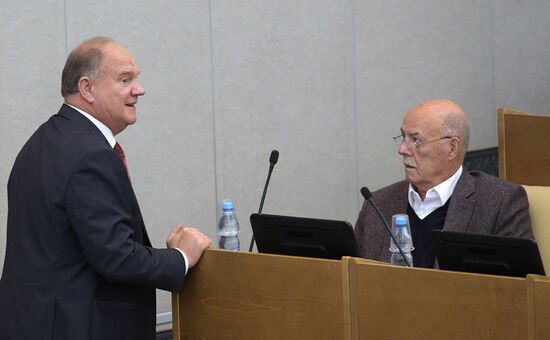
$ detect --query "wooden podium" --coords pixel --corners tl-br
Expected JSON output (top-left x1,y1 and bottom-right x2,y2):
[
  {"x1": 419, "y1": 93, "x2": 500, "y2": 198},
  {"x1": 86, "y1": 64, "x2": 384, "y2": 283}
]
[{"x1": 172, "y1": 249, "x2": 550, "y2": 339}]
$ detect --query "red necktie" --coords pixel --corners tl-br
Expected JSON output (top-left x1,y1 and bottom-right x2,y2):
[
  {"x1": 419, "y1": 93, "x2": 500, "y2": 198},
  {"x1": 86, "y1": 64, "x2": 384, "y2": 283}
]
[{"x1": 113, "y1": 142, "x2": 130, "y2": 179}]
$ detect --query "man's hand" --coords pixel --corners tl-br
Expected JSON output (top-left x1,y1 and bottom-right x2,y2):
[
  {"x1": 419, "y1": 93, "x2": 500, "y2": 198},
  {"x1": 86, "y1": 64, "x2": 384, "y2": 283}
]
[{"x1": 166, "y1": 224, "x2": 211, "y2": 268}]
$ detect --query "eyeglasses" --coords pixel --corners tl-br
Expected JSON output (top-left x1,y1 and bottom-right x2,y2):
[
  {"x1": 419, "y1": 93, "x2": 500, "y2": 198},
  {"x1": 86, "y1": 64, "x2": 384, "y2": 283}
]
[{"x1": 393, "y1": 134, "x2": 453, "y2": 149}]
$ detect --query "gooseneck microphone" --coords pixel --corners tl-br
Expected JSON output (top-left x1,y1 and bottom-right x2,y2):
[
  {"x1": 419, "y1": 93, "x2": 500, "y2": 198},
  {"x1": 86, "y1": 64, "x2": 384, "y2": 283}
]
[
  {"x1": 249, "y1": 150, "x2": 279, "y2": 252},
  {"x1": 360, "y1": 186, "x2": 411, "y2": 267}
]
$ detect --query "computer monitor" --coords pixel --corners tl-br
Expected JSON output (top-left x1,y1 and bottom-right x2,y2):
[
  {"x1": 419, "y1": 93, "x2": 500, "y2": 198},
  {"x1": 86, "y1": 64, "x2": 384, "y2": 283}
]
[
  {"x1": 250, "y1": 213, "x2": 358, "y2": 260},
  {"x1": 432, "y1": 230, "x2": 545, "y2": 277}
]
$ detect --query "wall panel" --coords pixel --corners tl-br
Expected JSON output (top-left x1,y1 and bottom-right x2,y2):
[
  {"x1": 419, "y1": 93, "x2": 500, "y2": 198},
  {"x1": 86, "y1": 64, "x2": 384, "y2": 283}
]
[
  {"x1": 209, "y1": 0, "x2": 358, "y2": 231},
  {"x1": 354, "y1": 1, "x2": 494, "y2": 191},
  {"x1": 494, "y1": 0, "x2": 550, "y2": 116}
]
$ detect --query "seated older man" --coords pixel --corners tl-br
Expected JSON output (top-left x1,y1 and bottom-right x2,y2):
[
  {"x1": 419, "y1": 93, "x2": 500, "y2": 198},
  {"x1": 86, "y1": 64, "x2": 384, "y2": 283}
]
[{"x1": 354, "y1": 99, "x2": 532, "y2": 268}]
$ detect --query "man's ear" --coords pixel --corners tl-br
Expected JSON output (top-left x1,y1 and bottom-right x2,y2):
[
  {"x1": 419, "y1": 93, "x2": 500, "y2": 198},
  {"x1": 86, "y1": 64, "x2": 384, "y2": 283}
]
[
  {"x1": 78, "y1": 77, "x2": 95, "y2": 104},
  {"x1": 448, "y1": 137, "x2": 460, "y2": 160}
]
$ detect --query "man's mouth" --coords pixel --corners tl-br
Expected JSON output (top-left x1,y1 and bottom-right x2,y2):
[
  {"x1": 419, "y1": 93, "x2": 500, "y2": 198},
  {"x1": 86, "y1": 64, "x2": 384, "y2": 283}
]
[{"x1": 403, "y1": 162, "x2": 416, "y2": 169}]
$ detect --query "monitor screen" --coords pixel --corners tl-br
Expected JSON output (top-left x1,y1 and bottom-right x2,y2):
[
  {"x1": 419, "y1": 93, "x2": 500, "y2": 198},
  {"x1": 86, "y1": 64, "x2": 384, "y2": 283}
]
[
  {"x1": 250, "y1": 213, "x2": 358, "y2": 260},
  {"x1": 432, "y1": 230, "x2": 545, "y2": 277}
]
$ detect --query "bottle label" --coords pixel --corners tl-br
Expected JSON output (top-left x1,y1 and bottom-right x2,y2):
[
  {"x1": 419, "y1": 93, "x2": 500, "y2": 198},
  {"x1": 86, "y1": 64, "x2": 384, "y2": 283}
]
[
  {"x1": 218, "y1": 222, "x2": 239, "y2": 236},
  {"x1": 219, "y1": 236, "x2": 240, "y2": 251}
]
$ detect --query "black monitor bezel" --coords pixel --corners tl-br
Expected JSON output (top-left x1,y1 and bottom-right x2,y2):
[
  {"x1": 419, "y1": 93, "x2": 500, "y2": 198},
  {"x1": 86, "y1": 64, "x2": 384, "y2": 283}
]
[
  {"x1": 250, "y1": 213, "x2": 358, "y2": 260},
  {"x1": 432, "y1": 230, "x2": 545, "y2": 277}
]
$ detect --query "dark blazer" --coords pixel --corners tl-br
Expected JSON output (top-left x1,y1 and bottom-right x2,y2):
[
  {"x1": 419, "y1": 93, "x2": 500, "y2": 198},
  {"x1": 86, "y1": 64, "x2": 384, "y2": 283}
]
[
  {"x1": 0, "y1": 105, "x2": 186, "y2": 340},
  {"x1": 354, "y1": 170, "x2": 533, "y2": 263}
]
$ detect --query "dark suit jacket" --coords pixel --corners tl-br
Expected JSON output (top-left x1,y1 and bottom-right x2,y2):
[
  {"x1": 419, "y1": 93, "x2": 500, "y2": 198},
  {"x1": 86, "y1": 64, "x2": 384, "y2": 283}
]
[
  {"x1": 0, "y1": 105, "x2": 186, "y2": 340},
  {"x1": 354, "y1": 170, "x2": 533, "y2": 263}
]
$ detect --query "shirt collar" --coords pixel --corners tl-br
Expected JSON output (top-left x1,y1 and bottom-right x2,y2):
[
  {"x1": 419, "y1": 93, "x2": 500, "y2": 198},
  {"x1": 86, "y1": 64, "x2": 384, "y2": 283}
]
[
  {"x1": 66, "y1": 104, "x2": 116, "y2": 148},
  {"x1": 408, "y1": 166, "x2": 463, "y2": 219}
]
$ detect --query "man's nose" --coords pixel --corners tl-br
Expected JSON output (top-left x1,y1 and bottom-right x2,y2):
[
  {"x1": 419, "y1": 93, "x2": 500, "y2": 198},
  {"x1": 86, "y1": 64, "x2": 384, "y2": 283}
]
[
  {"x1": 133, "y1": 81, "x2": 145, "y2": 96},
  {"x1": 398, "y1": 140, "x2": 412, "y2": 156}
]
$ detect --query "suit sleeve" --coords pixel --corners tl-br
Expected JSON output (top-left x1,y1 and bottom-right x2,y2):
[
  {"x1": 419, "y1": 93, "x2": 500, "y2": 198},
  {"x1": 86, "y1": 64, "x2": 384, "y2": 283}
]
[
  {"x1": 494, "y1": 184, "x2": 533, "y2": 239},
  {"x1": 64, "y1": 147, "x2": 186, "y2": 292}
]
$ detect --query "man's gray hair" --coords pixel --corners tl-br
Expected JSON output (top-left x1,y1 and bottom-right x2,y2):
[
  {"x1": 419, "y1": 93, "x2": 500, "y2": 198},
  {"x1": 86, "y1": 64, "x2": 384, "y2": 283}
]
[
  {"x1": 442, "y1": 112, "x2": 470, "y2": 155},
  {"x1": 61, "y1": 36, "x2": 114, "y2": 97}
]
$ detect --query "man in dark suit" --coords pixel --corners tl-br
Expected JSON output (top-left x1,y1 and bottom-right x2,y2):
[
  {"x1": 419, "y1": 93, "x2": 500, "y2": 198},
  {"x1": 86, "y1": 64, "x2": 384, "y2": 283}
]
[
  {"x1": 0, "y1": 36, "x2": 211, "y2": 339},
  {"x1": 355, "y1": 99, "x2": 532, "y2": 267}
]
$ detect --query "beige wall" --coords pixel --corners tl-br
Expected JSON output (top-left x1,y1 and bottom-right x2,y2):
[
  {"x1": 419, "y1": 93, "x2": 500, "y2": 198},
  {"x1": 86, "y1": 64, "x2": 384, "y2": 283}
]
[{"x1": 2, "y1": 0, "x2": 550, "y2": 318}]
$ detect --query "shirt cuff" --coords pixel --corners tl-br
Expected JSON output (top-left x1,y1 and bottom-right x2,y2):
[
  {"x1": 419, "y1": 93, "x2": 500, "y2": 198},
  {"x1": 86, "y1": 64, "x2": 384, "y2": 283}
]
[{"x1": 174, "y1": 247, "x2": 189, "y2": 275}]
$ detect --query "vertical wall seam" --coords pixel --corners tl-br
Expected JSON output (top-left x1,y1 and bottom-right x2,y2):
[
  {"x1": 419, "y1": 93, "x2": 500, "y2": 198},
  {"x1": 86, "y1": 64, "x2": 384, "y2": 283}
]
[
  {"x1": 350, "y1": 0, "x2": 360, "y2": 213},
  {"x1": 208, "y1": 0, "x2": 219, "y2": 228},
  {"x1": 63, "y1": 0, "x2": 68, "y2": 56}
]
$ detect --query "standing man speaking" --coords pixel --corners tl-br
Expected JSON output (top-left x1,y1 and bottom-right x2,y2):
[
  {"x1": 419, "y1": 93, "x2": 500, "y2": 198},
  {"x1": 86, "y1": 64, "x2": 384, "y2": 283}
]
[{"x1": 0, "y1": 37, "x2": 210, "y2": 340}]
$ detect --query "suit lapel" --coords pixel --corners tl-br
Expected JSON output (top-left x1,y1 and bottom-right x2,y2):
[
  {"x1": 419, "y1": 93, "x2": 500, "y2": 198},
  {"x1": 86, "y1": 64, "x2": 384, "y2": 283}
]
[{"x1": 443, "y1": 171, "x2": 475, "y2": 232}]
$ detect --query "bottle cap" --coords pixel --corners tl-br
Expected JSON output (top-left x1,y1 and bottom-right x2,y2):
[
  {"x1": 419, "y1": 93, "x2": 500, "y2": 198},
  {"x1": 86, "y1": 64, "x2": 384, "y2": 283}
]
[
  {"x1": 395, "y1": 215, "x2": 408, "y2": 227},
  {"x1": 222, "y1": 200, "x2": 234, "y2": 211}
]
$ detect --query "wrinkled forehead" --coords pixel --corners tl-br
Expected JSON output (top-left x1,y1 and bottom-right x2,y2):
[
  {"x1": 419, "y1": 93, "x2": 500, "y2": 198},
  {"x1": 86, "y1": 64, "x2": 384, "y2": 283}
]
[
  {"x1": 101, "y1": 43, "x2": 139, "y2": 72},
  {"x1": 401, "y1": 104, "x2": 445, "y2": 137}
]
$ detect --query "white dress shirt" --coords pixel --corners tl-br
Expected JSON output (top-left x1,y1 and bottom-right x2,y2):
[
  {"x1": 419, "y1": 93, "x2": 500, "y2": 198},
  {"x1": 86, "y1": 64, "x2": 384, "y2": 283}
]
[{"x1": 408, "y1": 166, "x2": 463, "y2": 220}]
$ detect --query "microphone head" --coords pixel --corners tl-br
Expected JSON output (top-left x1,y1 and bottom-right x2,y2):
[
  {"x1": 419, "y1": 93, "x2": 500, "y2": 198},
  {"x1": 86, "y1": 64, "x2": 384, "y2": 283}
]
[
  {"x1": 269, "y1": 150, "x2": 279, "y2": 165},
  {"x1": 360, "y1": 187, "x2": 372, "y2": 200}
]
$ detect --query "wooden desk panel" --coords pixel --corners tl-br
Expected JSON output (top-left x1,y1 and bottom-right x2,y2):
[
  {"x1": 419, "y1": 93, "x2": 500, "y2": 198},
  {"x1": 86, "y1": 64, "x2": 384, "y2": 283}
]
[
  {"x1": 173, "y1": 249, "x2": 345, "y2": 339},
  {"x1": 351, "y1": 260, "x2": 527, "y2": 339}
]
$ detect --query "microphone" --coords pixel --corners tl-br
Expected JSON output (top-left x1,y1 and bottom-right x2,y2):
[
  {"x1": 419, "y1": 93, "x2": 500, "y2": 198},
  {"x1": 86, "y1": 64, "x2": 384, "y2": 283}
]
[
  {"x1": 248, "y1": 150, "x2": 279, "y2": 252},
  {"x1": 360, "y1": 187, "x2": 411, "y2": 267}
]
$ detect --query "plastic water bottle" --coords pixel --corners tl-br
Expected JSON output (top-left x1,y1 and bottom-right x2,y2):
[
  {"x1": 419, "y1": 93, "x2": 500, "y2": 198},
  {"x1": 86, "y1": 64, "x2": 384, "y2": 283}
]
[
  {"x1": 389, "y1": 214, "x2": 414, "y2": 266},
  {"x1": 217, "y1": 200, "x2": 240, "y2": 251}
]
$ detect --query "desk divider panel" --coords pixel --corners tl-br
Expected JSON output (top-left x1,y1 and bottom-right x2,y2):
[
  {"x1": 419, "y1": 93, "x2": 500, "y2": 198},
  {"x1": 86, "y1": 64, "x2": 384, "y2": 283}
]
[{"x1": 526, "y1": 274, "x2": 550, "y2": 339}]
